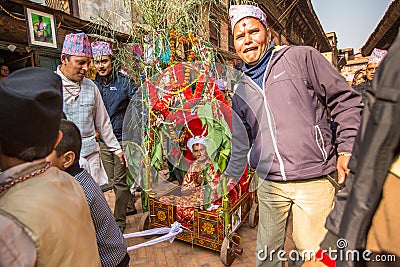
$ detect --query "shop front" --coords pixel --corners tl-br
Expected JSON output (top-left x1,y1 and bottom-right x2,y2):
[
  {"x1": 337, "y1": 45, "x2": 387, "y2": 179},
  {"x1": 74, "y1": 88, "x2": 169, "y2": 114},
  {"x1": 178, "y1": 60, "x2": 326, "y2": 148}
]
[{"x1": 0, "y1": 0, "x2": 91, "y2": 73}]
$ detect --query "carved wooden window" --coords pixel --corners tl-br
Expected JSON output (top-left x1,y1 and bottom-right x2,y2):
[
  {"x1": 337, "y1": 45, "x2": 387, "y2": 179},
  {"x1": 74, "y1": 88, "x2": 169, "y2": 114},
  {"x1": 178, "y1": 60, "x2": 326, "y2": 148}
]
[
  {"x1": 228, "y1": 24, "x2": 235, "y2": 52},
  {"x1": 45, "y1": 0, "x2": 72, "y2": 14},
  {"x1": 209, "y1": 16, "x2": 220, "y2": 47}
]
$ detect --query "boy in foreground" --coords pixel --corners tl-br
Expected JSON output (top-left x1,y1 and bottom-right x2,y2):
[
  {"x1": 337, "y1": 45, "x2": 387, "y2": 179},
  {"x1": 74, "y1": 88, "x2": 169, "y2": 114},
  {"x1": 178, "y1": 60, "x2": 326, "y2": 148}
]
[{"x1": 47, "y1": 119, "x2": 130, "y2": 267}]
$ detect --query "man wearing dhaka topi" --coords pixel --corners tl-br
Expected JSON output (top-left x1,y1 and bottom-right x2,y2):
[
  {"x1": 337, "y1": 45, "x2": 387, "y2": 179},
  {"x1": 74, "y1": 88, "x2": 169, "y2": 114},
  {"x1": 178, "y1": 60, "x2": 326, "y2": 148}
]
[
  {"x1": 224, "y1": 4, "x2": 362, "y2": 266},
  {"x1": 56, "y1": 32, "x2": 127, "y2": 190}
]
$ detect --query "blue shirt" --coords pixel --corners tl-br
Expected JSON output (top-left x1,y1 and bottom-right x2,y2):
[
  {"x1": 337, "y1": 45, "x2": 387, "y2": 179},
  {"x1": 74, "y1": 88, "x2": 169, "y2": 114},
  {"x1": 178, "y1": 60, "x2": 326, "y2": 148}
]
[{"x1": 94, "y1": 72, "x2": 138, "y2": 141}]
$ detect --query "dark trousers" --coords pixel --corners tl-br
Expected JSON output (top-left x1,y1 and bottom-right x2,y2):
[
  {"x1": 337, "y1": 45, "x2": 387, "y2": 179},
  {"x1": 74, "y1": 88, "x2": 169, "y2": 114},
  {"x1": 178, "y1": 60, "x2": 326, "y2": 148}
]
[
  {"x1": 100, "y1": 142, "x2": 133, "y2": 228},
  {"x1": 116, "y1": 253, "x2": 130, "y2": 267}
]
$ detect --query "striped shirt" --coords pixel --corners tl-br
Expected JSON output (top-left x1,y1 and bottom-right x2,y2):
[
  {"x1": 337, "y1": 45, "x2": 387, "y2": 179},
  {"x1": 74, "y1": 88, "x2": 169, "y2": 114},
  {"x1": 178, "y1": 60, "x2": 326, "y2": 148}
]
[{"x1": 67, "y1": 163, "x2": 128, "y2": 267}]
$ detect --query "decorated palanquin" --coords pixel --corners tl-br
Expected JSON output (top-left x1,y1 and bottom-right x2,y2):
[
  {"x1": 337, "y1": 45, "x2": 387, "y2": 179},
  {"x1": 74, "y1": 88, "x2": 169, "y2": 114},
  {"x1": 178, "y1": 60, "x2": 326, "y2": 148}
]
[
  {"x1": 137, "y1": 160, "x2": 258, "y2": 266},
  {"x1": 158, "y1": 158, "x2": 236, "y2": 230},
  {"x1": 145, "y1": 166, "x2": 256, "y2": 252},
  {"x1": 123, "y1": 28, "x2": 258, "y2": 266},
  {"x1": 148, "y1": 185, "x2": 251, "y2": 251}
]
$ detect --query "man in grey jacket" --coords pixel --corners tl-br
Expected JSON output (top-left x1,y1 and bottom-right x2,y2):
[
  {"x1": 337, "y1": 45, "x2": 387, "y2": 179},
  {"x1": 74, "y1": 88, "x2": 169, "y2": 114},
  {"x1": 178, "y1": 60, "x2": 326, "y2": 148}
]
[{"x1": 225, "y1": 5, "x2": 363, "y2": 266}]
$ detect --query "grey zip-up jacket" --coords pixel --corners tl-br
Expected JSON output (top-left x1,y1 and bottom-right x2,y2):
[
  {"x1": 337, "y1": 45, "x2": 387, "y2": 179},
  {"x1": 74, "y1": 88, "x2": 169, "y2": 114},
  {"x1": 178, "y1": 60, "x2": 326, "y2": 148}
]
[{"x1": 225, "y1": 45, "x2": 363, "y2": 181}]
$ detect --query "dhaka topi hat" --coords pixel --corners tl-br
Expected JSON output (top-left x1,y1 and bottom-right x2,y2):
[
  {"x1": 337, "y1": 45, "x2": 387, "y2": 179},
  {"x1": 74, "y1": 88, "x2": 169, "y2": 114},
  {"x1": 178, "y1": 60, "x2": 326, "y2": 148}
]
[
  {"x1": 0, "y1": 67, "x2": 63, "y2": 147},
  {"x1": 229, "y1": 5, "x2": 267, "y2": 33},
  {"x1": 62, "y1": 32, "x2": 92, "y2": 57},
  {"x1": 91, "y1": 41, "x2": 113, "y2": 58},
  {"x1": 368, "y1": 48, "x2": 388, "y2": 65},
  {"x1": 187, "y1": 136, "x2": 207, "y2": 152}
]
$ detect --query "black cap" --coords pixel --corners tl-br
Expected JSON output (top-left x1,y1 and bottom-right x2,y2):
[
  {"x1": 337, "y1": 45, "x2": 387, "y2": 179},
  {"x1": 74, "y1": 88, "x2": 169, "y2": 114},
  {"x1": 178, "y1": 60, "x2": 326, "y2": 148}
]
[{"x1": 0, "y1": 67, "x2": 63, "y2": 147}]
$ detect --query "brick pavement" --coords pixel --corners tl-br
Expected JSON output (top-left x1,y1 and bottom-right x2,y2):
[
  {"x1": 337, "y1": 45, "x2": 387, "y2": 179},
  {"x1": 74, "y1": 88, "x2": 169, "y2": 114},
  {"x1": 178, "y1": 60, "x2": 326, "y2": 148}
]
[{"x1": 104, "y1": 190, "x2": 258, "y2": 267}]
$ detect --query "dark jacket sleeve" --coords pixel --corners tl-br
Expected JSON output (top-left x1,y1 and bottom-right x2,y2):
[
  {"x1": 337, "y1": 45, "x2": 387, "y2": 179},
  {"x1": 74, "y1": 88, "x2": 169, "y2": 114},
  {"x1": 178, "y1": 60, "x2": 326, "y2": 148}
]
[
  {"x1": 126, "y1": 75, "x2": 138, "y2": 99},
  {"x1": 305, "y1": 48, "x2": 363, "y2": 153},
  {"x1": 320, "y1": 36, "x2": 400, "y2": 263}
]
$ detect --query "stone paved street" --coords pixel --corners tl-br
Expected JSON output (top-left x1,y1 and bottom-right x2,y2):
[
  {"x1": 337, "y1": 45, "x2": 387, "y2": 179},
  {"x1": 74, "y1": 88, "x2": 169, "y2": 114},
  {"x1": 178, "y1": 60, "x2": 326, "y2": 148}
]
[{"x1": 104, "y1": 190, "x2": 258, "y2": 267}]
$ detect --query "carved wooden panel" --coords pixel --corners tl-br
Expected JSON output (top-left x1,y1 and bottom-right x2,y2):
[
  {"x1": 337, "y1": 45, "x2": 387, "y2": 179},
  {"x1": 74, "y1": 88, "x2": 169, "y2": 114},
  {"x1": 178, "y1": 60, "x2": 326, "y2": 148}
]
[
  {"x1": 0, "y1": 16, "x2": 29, "y2": 44},
  {"x1": 45, "y1": 0, "x2": 70, "y2": 14}
]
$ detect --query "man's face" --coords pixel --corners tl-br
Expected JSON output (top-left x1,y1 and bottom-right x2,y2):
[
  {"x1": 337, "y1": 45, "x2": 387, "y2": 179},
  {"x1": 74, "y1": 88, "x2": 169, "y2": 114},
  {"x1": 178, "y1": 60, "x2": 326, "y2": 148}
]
[
  {"x1": 192, "y1": 144, "x2": 208, "y2": 162},
  {"x1": 60, "y1": 55, "x2": 91, "y2": 82},
  {"x1": 233, "y1": 17, "x2": 270, "y2": 66},
  {"x1": 365, "y1": 63, "x2": 379, "y2": 81},
  {"x1": 1, "y1": 66, "x2": 9, "y2": 77},
  {"x1": 94, "y1": 55, "x2": 112, "y2": 76}
]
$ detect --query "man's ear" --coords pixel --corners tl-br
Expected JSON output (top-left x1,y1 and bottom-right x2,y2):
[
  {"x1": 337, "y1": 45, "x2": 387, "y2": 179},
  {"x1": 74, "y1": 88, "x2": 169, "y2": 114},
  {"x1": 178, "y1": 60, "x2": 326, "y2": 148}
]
[
  {"x1": 266, "y1": 27, "x2": 272, "y2": 41},
  {"x1": 63, "y1": 151, "x2": 76, "y2": 169},
  {"x1": 53, "y1": 131, "x2": 63, "y2": 150}
]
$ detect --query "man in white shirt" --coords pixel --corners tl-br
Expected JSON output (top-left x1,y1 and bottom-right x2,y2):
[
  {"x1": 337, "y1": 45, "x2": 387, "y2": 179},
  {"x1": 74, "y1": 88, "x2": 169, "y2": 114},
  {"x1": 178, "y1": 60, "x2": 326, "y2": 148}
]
[{"x1": 57, "y1": 32, "x2": 127, "y2": 190}]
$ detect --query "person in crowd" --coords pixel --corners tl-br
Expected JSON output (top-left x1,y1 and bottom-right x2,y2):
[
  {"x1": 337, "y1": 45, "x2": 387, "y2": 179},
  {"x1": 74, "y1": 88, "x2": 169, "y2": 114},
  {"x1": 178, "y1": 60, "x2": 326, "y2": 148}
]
[
  {"x1": 224, "y1": 5, "x2": 363, "y2": 266},
  {"x1": 33, "y1": 16, "x2": 47, "y2": 42},
  {"x1": 353, "y1": 48, "x2": 387, "y2": 102},
  {"x1": 0, "y1": 67, "x2": 100, "y2": 266},
  {"x1": 0, "y1": 64, "x2": 10, "y2": 82},
  {"x1": 92, "y1": 41, "x2": 138, "y2": 231},
  {"x1": 46, "y1": 119, "x2": 130, "y2": 266},
  {"x1": 303, "y1": 29, "x2": 400, "y2": 267},
  {"x1": 56, "y1": 32, "x2": 126, "y2": 192},
  {"x1": 351, "y1": 68, "x2": 366, "y2": 86}
]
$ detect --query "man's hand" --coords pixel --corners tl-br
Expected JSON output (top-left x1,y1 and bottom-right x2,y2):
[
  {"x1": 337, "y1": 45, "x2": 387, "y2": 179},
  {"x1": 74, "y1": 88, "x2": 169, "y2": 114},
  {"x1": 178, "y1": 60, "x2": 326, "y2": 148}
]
[
  {"x1": 337, "y1": 154, "x2": 351, "y2": 185},
  {"x1": 117, "y1": 152, "x2": 128, "y2": 167}
]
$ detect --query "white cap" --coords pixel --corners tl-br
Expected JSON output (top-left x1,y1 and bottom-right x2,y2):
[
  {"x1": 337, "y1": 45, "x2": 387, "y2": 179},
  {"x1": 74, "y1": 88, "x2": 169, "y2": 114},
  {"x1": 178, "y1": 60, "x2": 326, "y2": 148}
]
[{"x1": 187, "y1": 136, "x2": 207, "y2": 152}]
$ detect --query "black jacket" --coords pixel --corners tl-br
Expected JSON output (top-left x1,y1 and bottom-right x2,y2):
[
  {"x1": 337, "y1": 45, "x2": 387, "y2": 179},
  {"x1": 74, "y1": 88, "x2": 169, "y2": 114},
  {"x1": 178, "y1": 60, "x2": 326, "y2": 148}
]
[
  {"x1": 353, "y1": 80, "x2": 372, "y2": 106},
  {"x1": 321, "y1": 32, "x2": 400, "y2": 266},
  {"x1": 94, "y1": 72, "x2": 138, "y2": 141}
]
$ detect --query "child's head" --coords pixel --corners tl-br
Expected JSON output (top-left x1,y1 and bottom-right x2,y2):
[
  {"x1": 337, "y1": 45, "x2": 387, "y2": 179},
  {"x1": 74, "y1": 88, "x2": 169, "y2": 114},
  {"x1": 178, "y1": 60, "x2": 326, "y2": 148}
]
[{"x1": 47, "y1": 119, "x2": 82, "y2": 170}]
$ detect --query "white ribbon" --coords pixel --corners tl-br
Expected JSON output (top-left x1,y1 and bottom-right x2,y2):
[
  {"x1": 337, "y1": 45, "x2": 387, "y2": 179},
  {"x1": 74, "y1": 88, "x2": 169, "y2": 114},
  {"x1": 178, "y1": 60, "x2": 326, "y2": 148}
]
[{"x1": 123, "y1": 221, "x2": 183, "y2": 251}]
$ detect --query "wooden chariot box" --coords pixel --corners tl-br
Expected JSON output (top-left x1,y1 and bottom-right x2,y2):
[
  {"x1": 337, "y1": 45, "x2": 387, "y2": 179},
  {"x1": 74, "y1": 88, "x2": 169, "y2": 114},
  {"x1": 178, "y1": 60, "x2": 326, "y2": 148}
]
[{"x1": 148, "y1": 191, "x2": 252, "y2": 252}]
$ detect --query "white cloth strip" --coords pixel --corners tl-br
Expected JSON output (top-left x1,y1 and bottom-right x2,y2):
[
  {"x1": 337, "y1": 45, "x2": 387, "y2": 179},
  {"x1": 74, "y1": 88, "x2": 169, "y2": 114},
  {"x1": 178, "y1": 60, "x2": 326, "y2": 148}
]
[{"x1": 123, "y1": 222, "x2": 183, "y2": 251}]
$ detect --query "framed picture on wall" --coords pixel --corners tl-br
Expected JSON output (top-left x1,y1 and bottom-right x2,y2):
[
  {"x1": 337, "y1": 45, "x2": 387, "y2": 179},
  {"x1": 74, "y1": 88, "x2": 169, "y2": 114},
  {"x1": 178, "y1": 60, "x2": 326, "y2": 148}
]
[{"x1": 25, "y1": 7, "x2": 58, "y2": 49}]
